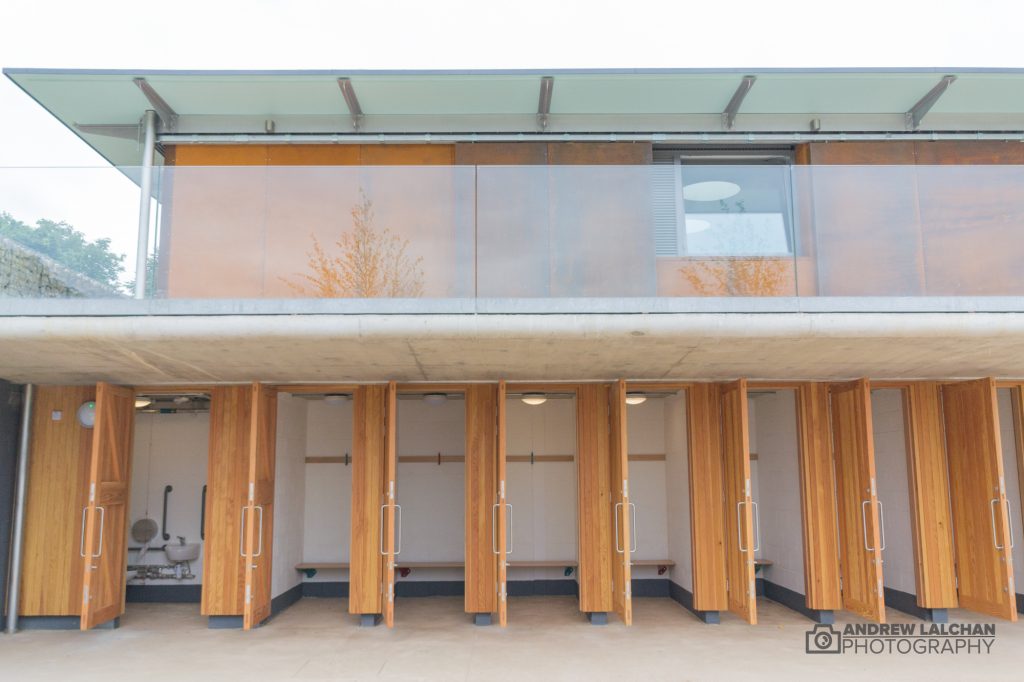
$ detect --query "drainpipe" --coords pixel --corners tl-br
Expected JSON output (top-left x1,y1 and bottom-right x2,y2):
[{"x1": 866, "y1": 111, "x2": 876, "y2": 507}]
[
  {"x1": 134, "y1": 109, "x2": 157, "y2": 300},
  {"x1": 5, "y1": 383, "x2": 33, "y2": 634}
]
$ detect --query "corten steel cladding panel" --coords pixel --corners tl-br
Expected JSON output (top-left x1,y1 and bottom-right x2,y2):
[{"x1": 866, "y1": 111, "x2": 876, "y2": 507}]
[
  {"x1": 610, "y1": 379, "x2": 632, "y2": 625},
  {"x1": 902, "y1": 383, "x2": 959, "y2": 609},
  {"x1": 465, "y1": 384, "x2": 499, "y2": 618},
  {"x1": 80, "y1": 383, "x2": 135, "y2": 630},
  {"x1": 795, "y1": 383, "x2": 843, "y2": 611},
  {"x1": 243, "y1": 383, "x2": 277, "y2": 630},
  {"x1": 202, "y1": 386, "x2": 252, "y2": 617},
  {"x1": 721, "y1": 380, "x2": 757, "y2": 624},
  {"x1": 349, "y1": 385, "x2": 388, "y2": 618},
  {"x1": 576, "y1": 384, "x2": 613, "y2": 614},
  {"x1": 830, "y1": 379, "x2": 886, "y2": 623},
  {"x1": 19, "y1": 386, "x2": 94, "y2": 617},
  {"x1": 942, "y1": 379, "x2": 1018, "y2": 621},
  {"x1": 686, "y1": 384, "x2": 728, "y2": 612}
]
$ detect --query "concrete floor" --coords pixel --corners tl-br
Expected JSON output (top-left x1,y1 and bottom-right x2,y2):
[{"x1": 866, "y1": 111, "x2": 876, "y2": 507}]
[{"x1": 1, "y1": 597, "x2": 1022, "y2": 681}]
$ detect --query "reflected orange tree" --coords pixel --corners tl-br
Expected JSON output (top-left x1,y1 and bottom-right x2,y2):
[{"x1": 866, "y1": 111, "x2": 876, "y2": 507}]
[
  {"x1": 681, "y1": 257, "x2": 788, "y2": 296},
  {"x1": 286, "y1": 190, "x2": 425, "y2": 297}
]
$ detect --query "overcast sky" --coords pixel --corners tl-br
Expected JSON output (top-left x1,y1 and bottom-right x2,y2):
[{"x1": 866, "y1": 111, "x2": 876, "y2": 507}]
[{"x1": 2, "y1": 0, "x2": 1023, "y2": 276}]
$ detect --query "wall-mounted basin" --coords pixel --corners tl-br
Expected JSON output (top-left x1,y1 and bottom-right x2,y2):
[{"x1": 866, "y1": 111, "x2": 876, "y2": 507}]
[{"x1": 165, "y1": 543, "x2": 200, "y2": 563}]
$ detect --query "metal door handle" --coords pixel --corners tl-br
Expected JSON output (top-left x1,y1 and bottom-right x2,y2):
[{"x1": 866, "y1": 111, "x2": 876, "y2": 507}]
[
  {"x1": 628, "y1": 502, "x2": 637, "y2": 554},
  {"x1": 491, "y1": 503, "x2": 499, "y2": 555},
  {"x1": 252, "y1": 506, "x2": 264, "y2": 557},
  {"x1": 876, "y1": 500, "x2": 886, "y2": 551},
  {"x1": 93, "y1": 507, "x2": 105, "y2": 558},
  {"x1": 862, "y1": 500, "x2": 875, "y2": 551},
  {"x1": 751, "y1": 501, "x2": 761, "y2": 553},
  {"x1": 737, "y1": 501, "x2": 747, "y2": 552},
  {"x1": 393, "y1": 504, "x2": 402, "y2": 556},
  {"x1": 79, "y1": 507, "x2": 88, "y2": 557},
  {"x1": 239, "y1": 506, "x2": 247, "y2": 557},
  {"x1": 614, "y1": 502, "x2": 624, "y2": 553},
  {"x1": 505, "y1": 503, "x2": 513, "y2": 555},
  {"x1": 1007, "y1": 500, "x2": 1015, "y2": 549},
  {"x1": 991, "y1": 499, "x2": 1003, "y2": 549},
  {"x1": 380, "y1": 504, "x2": 402, "y2": 556}
]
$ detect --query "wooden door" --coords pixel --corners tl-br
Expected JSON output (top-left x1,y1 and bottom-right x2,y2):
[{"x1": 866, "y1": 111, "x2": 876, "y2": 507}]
[
  {"x1": 942, "y1": 378, "x2": 1017, "y2": 620},
  {"x1": 349, "y1": 385, "x2": 388, "y2": 621},
  {"x1": 830, "y1": 379, "x2": 885, "y2": 623},
  {"x1": 202, "y1": 386, "x2": 251, "y2": 619},
  {"x1": 686, "y1": 384, "x2": 728, "y2": 612},
  {"x1": 721, "y1": 380, "x2": 757, "y2": 624},
  {"x1": 577, "y1": 384, "x2": 613, "y2": 616},
  {"x1": 382, "y1": 381, "x2": 398, "y2": 627},
  {"x1": 610, "y1": 379, "x2": 632, "y2": 625},
  {"x1": 496, "y1": 380, "x2": 508, "y2": 626},
  {"x1": 465, "y1": 384, "x2": 499, "y2": 621},
  {"x1": 243, "y1": 383, "x2": 277, "y2": 630},
  {"x1": 80, "y1": 383, "x2": 135, "y2": 630}
]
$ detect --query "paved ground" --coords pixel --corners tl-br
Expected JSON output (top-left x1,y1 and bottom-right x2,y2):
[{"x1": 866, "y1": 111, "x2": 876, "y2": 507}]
[{"x1": 1, "y1": 596, "x2": 1022, "y2": 681}]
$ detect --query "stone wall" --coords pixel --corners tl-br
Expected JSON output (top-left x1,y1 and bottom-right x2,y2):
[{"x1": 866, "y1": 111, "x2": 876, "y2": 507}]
[{"x1": 0, "y1": 236, "x2": 116, "y2": 298}]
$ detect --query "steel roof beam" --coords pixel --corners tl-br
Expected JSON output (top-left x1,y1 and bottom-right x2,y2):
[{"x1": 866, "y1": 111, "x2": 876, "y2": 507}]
[
  {"x1": 337, "y1": 78, "x2": 364, "y2": 131},
  {"x1": 132, "y1": 77, "x2": 179, "y2": 130},
  {"x1": 721, "y1": 75, "x2": 756, "y2": 131},
  {"x1": 905, "y1": 75, "x2": 957, "y2": 130},
  {"x1": 537, "y1": 76, "x2": 554, "y2": 131}
]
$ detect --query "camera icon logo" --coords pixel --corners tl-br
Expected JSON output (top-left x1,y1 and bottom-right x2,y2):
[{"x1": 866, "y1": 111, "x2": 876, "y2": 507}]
[{"x1": 805, "y1": 623, "x2": 843, "y2": 654}]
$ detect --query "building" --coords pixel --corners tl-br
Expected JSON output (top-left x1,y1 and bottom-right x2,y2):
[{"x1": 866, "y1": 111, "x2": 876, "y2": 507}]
[{"x1": 1, "y1": 68, "x2": 1024, "y2": 635}]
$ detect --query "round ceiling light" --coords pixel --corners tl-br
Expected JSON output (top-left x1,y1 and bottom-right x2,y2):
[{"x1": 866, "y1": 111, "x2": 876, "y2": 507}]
[
  {"x1": 684, "y1": 218, "x2": 712, "y2": 234},
  {"x1": 521, "y1": 393, "x2": 547, "y2": 406},
  {"x1": 682, "y1": 181, "x2": 741, "y2": 202},
  {"x1": 134, "y1": 397, "x2": 153, "y2": 409},
  {"x1": 625, "y1": 393, "x2": 648, "y2": 406},
  {"x1": 77, "y1": 401, "x2": 96, "y2": 428},
  {"x1": 423, "y1": 393, "x2": 448, "y2": 406},
  {"x1": 324, "y1": 393, "x2": 351, "y2": 406}
]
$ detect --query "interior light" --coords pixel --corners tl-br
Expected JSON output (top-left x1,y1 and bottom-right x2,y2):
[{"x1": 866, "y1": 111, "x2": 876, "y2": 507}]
[
  {"x1": 521, "y1": 393, "x2": 547, "y2": 406},
  {"x1": 77, "y1": 401, "x2": 96, "y2": 428},
  {"x1": 625, "y1": 393, "x2": 648, "y2": 405},
  {"x1": 683, "y1": 181, "x2": 741, "y2": 202},
  {"x1": 324, "y1": 393, "x2": 351, "y2": 406},
  {"x1": 423, "y1": 393, "x2": 448, "y2": 406},
  {"x1": 134, "y1": 397, "x2": 153, "y2": 408},
  {"x1": 684, "y1": 218, "x2": 712, "y2": 234}
]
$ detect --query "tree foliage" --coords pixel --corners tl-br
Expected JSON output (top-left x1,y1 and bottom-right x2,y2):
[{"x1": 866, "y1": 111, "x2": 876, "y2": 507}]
[
  {"x1": 0, "y1": 211, "x2": 126, "y2": 289},
  {"x1": 286, "y1": 191, "x2": 425, "y2": 298}
]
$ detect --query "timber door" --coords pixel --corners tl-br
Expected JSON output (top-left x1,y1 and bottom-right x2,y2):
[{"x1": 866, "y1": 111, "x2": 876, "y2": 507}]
[
  {"x1": 942, "y1": 378, "x2": 1017, "y2": 620},
  {"x1": 830, "y1": 379, "x2": 885, "y2": 623},
  {"x1": 349, "y1": 384, "x2": 391, "y2": 624},
  {"x1": 610, "y1": 379, "x2": 632, "y2": 625},
  {"x1": 721, "y1": 380, "x2": 757, "y2": 624},
  {"x1": 80, "y1": 383, "x2": 135, "y2": 630},
  {"x1": 465, "y1": 384, "x2": 504, "y2": 624},
  {"x1": 243, "y1": 383, "x2": 277, "y2": 630}
]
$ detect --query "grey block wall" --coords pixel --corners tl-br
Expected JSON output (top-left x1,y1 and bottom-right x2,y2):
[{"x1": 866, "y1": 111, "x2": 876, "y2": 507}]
[{"x1": 0, "y1": 380, "x2": 24, "y2": 622}]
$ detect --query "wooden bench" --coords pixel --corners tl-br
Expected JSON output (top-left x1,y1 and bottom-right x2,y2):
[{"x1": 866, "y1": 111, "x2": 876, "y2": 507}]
[{"x1": 295, "y1": 562, "x2": 349, "y2": 578}]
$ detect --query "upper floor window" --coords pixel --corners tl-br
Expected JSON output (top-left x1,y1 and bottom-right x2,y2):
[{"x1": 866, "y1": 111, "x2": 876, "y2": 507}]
[{"x1": 653, "y1": 148, "x2": 795, "y2": 258}]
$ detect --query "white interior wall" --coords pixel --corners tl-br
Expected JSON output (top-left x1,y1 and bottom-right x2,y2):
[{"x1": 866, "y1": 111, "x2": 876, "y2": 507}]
[
  {"x1": 506, "y1": 396, "x2": 577, "y2": 582},
  {"x1": 128, "y1": 412, "x2": 209, "y2": 586},
  {"x1": 750, "y1": 390, "x2": 805, "y2": 594},
  {"x1": 996, "y1": 389, "x2": 1024, "y2": 590},
  {"x1": 664, "y1": 392, "x2": 692, "y2": 591},
  {"x1": 302, "y1": 398, "x2": 353, "y2": 584},
  {"x1": 396, "y1": 397, "x2": 465, "y2": 582},
  {"x1": 626, "y1": 398, "x2": 670, "y2": 579},
  {"x1": 872, "y1": 389, "x2": 917, "y2": 596},
  {"x1": 272, "y1": 393, "x2": 307, "y2": 598}
]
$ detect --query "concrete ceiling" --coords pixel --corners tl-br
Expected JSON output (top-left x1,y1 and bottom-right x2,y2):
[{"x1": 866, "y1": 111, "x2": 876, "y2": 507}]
[{"x1": 1, "y1": 312, "x2": 1023, "y2": 385}]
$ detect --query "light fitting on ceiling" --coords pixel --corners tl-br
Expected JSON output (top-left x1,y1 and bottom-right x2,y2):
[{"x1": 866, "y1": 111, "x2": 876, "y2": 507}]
[
  {"x1": 625, "y1": 393, "x2": 647, "y2": 405},
  {"x1": 521, "y1": 393, "x2": 547, "y2": 406},
  {"x1": 77, "y1": 401, "x2": 96, "y2": 428},
  {"x1": 682, "y1": 181, "x2": 741, "y2": 202},
  {"x1": 324, "y1": 393, "x2": 352, "y2": 406},
  {"x1": 423, "y1": 393, "x2": 448, "y2": 406},
  {"x1": 134, "y1": 397, "x2": 153, "y2": 408}
]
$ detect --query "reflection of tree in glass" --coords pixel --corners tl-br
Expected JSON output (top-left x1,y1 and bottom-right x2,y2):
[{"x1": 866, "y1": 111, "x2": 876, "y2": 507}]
[
  {"x1": 285, "y1": 190, "x2": 424, "y2": 298},
  {"x1": 681, "y1": 200, "x2": 789, "y2": 296}
]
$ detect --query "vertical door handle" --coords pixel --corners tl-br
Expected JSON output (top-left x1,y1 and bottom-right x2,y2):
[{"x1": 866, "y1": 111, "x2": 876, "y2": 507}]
[
  {"x1": 861, "y1": 500, "x2": 876, "y2": 551},
  {"x1": 505, "y1": 503, "x2": 513, "y2": 555},
  {"x1": 1006, "y1": 500, "x2": 1015, "y2": 549},
  {"x1": 393, "y1": 504, "x2": 402, "y2": 556},
  {"x1": 613, "y1": 502, "x2": 624, "y2": 553},
  {"x1": 491, "y1": 503, "x2": 499, "y2": 555},
  {"x1": 628, "y1": 502, "x2": 637, "y2": 554},
  {"x1": 239, "y1": 506, "x2": 247, "y2": 557},
  {"x1": 751, "y1": 501, "x2": 761, "y2": 553},
  {"x1": 737, "y1": 501, "x2": 748, "y2": 552},
  {"x1": 79, "y1": 506, "x2": 88, "y2": 557},
  {"x1": 876, "y1": 500, "x2": 886, "y2": 551},
  {"x1": 92, "y1": 507, "x2": 106, "y2": 558},
  {"x1": 380, "y1": 504, "x2": 402, "y2": 556},
  {"x1": 252, "y1": 505, "x2": 264, "y2": 557}
]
